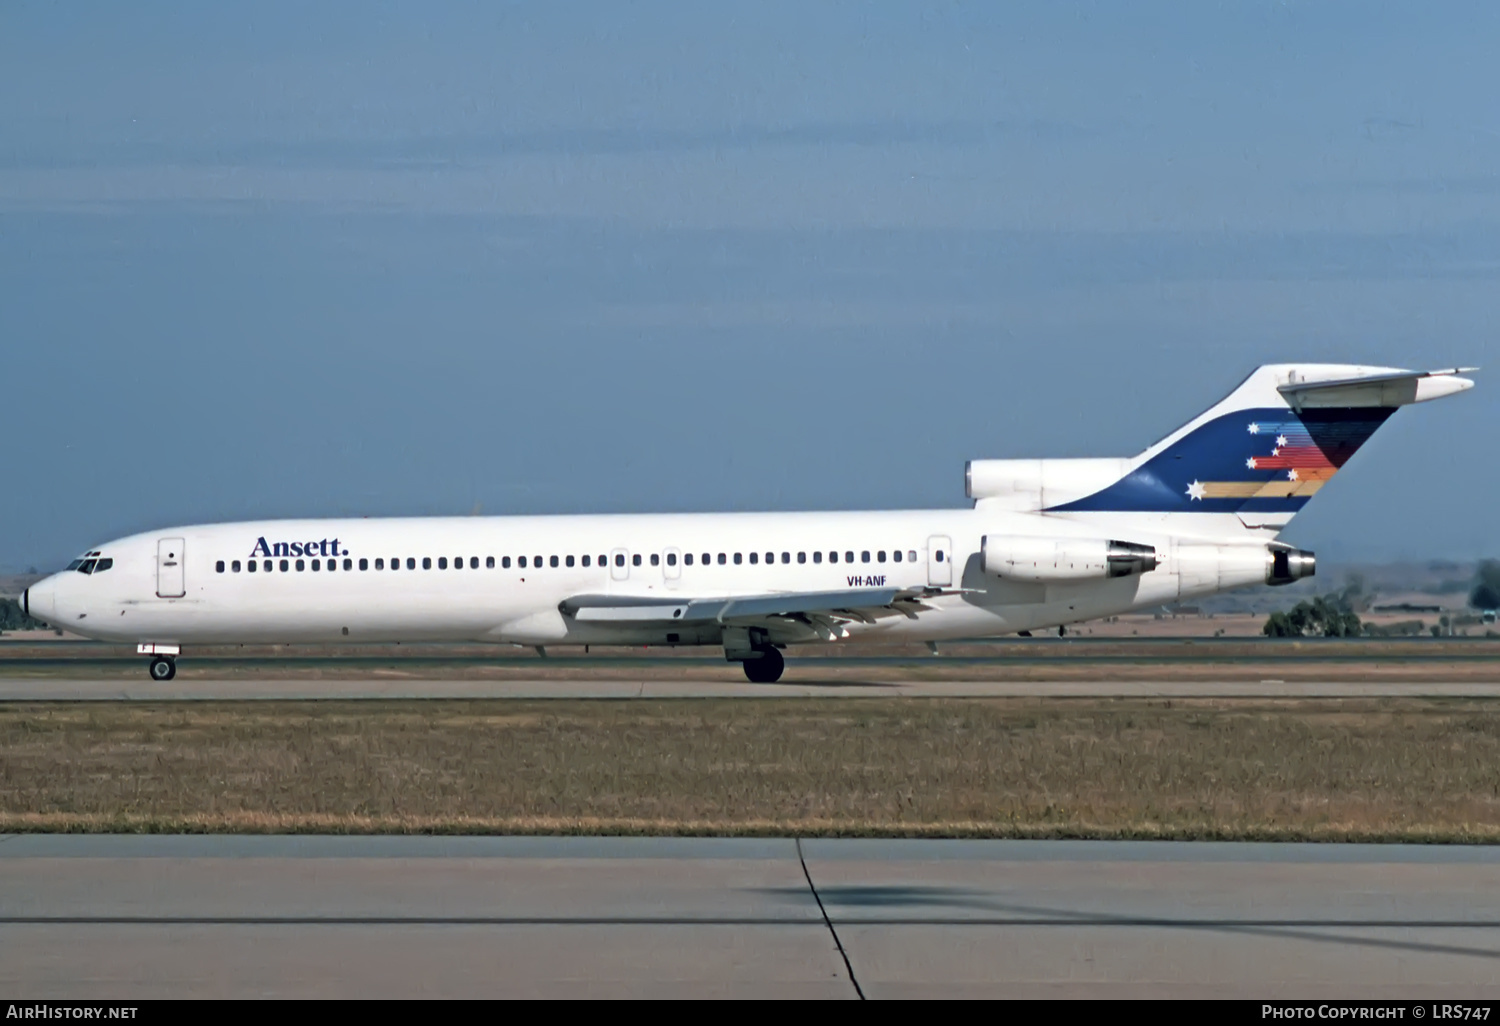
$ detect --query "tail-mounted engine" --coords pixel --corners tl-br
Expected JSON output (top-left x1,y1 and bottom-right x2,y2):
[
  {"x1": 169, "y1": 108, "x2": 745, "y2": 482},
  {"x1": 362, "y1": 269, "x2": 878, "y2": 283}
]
[{"x1": 982, "y1": 535, "x2": 1160, "y2": 583}]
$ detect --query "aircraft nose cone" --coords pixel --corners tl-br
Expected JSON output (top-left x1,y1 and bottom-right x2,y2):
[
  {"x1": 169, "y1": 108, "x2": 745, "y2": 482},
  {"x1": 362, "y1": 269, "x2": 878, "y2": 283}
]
[{"x1": 22, "y1": 578, "x2": 56, "y2": 623}]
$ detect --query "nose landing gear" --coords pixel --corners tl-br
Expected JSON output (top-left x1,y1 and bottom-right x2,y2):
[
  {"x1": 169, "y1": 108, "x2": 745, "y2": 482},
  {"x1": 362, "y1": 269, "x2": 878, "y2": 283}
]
[{"x1": 148, "y1": 656, "x2": 176, "y2": 681}]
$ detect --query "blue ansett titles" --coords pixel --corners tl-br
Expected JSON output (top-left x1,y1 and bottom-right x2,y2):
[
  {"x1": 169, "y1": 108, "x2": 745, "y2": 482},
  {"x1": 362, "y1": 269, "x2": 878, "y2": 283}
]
[{"x1": 250, "y1": 537, "x2": 348, "y2": 559}]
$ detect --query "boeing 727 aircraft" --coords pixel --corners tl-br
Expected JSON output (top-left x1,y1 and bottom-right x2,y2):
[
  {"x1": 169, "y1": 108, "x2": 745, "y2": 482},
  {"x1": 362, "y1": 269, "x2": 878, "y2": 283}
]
[{"x1": 20, "y1": 363, "x2": 1475, "y2": 682}]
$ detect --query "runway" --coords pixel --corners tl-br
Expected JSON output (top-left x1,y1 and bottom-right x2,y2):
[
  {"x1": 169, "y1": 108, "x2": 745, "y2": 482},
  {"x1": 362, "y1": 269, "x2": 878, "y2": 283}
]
[
  {"x1": 3, "y1": 837, "x2": 1499, "y2": 998},
  {"x1": 4, "y1": 677, "x2": 1500, "y2": 699}
]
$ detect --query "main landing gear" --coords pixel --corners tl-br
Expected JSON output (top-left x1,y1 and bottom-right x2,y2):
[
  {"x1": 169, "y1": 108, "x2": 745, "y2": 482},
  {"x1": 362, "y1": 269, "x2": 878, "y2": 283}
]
[
  {"x1": 742, "y1": 646, "x2": 785, "y2": 684},
  {"x1": 148, "y1": 656, "x2": 176, "y2": 681}
]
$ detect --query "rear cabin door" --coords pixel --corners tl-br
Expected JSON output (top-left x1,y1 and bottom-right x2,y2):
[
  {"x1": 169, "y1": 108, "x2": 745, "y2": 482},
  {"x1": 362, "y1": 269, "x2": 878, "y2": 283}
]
[
  {"x1": 157, "y1": 538, "x2": 186, "y2": 598},
  {"x1": 926, "y1": 535, "x2": 952, "y2": 587}
]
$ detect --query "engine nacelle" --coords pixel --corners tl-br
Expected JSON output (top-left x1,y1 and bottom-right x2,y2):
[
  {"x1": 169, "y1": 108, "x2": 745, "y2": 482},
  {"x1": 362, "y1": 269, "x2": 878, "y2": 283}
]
[
  {"x1": 1268, "y1": 547, "x2": 1316, "y2": 586},
  {"x1": 982, "y1": 535, "x2": 1160, "y2": 583}
]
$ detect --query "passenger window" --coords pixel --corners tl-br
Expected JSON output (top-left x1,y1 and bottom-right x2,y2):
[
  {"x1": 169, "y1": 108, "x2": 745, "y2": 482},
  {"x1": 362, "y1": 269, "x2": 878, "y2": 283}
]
[
  {"x1": 766, "y1": 552, "x2": 774, "y2": 564},
  {"x1": 813, "y1": 551, "x2": 822, "y2": 564},
  {"x1": 216, "y1": 560, "x2": 225, "y2": 573},
  {"x1": 566, "y1": 555, "x2": 575, "y2": 567},
  {"x1": 280, "y1": 559, "x2": 290, "y2": 572},
  {"x1": 798, "y1": 552, "x2": 806, "y2": 564},
  {"x1": 470, "y1": 557, "x2": 479, "y2": 569},
  {"x1": 749, "y1": 552, "x2": 758, "y2": 565},
  {"x1": 534, "y1": 555, "x2": 543, "y2": 568},
  {"x1": 598, "y1": 554, "x2": 607, "y2": 567},
  {"x1": 717, "y1": 553, "x2": 727, "y2": 565},
  {"x1": 230, "y1": 560, "x2": 241, "y2": 573},
  {"x1": 666, "y1": 553, "x2": 676, "y2": 566},
  {"x1": 295, "y1": 559, "x2": 305, "y2": 571},
  {"x1": 684, "y1": 553, "x2": 693, "y2": 566},
  {"x1": 733, "y1": 553, "x2": 742, "y2": 565},
  {"x1": 311, "y1": 559, "x2": 321, "y2": 571},
  {"x1": 614, "y1": 554, "x2": 624, "y2": 567},
  {"x1": 632, "y1": 554, "x2": 641, "y2": 567},
  {"x1": 581, "y1": 555, "x2": 590, "y2": 568},
  {"x1": 702, "y1": 553, "x2": 710, "y2": 565},
  {"x1": 486, "y1": 556, "x2": 495, "y2": 568},
  {"x1": 359, "y1": 559, "x2": 368, "y2": 571},
  {"x1": 265, "y1": 560, "x2": 274, "y2": 572},
  {"x1": 877, "y1": 551, "x2": 886, "y2": 563},
  {"x1": 503, "y1": 556, "x2": 512, "y2": 568},
  {"x1": 782, "y1": 552, "x2": 790, "y2": 564},
  {"x1": 893, "y1": 550, "x2": 902, "y2": 563},
  {"x1": 345, "y1": 558, "x2": 353, "y2": 570},
  {"x1": 435, "y1": 557, "x2": 445, "y2": 569},
  {"x1": 374, "y1": 558, "x2": 383, "y2": 570},
  {"x1": 650, "y1": 553, "x2": 660, "y2": 567},
  {"x1": 829, "y1": 552, "x2": 838, "y2": 564},
  {"x1": 407, "y1": 558, "x2": 416, "y2": 570},
  {"x1": 519, "y1": 556, "x2": 527, "y2": 569},
  {"x1": 550, "y1": 555, "x2": 559, "y2": 568},
  {"x1": 845, "y1": 551, "x2": 854, "y2": 563},
  {"x1": 423, "y1": 557, "x2": 433, "y2": 570},
  {"x1": 936, "y1": 551, "x2": 944, "y2": 562},
  {"x1": 908, "y1": 550, "x2": 917, "y2": 562},
  {"x1": 248, "y1": 560, "x2": 257, "y2": 573}
]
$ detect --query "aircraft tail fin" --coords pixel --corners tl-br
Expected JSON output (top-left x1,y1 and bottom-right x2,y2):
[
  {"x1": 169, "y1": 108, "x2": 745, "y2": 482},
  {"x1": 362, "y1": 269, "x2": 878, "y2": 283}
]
[
  {"x1": 1043, "y1": 364, "x2": 1475, "y2": 531},
  {"x1": 969, "y1": 364, "x2": 1474, "y2": 536}
]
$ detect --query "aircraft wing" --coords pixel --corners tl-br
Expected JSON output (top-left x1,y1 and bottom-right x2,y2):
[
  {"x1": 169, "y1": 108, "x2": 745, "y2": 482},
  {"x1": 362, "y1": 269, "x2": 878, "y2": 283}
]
[{"x1": 559, "y1": 586, "x2": 959, "y2": 638}]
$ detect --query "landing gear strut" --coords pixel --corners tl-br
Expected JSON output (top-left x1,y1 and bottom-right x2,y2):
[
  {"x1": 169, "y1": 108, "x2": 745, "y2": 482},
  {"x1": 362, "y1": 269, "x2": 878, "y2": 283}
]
[
  {"x1": 742, "y1": 646, "x2": 784, "y2": 684},
  {"x1": 148, "y1": 656, "x2": 176, "y2": 681}
]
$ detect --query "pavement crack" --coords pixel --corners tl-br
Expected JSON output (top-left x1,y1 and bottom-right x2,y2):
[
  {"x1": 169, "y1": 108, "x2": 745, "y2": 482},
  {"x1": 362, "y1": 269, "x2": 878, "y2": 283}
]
[{"x1": 797, "y1": 837, "x2": 864, "y2": 1000}]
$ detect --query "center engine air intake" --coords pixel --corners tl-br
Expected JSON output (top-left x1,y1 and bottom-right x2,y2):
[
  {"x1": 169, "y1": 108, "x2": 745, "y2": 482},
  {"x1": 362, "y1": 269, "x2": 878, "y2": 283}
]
[{"x1": 982, "y1": 535, "x2": 1160, "y2": 583}]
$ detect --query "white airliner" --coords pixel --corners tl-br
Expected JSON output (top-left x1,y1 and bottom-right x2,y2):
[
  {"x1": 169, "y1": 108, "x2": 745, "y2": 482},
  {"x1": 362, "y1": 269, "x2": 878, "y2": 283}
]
[{"x1": 21, "y1": 363, "x2": 1475, "y2": 683}]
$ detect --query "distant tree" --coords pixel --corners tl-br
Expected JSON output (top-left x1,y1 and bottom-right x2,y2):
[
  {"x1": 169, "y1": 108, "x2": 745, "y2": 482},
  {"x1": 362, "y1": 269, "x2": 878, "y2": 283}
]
[
  {"x1": 1262, "y1": 591, "x2": 1363, "y2": 638},
  {"x1": 0, "y1": 598, "x2": 43, "y2": 632},
  {"x1": 1470, "y1": 560, "x2": 1500, "y2": 611}
]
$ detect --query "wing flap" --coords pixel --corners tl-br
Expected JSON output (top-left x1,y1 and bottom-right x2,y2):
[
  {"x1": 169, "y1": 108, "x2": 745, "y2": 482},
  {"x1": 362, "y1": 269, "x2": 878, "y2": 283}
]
[{"x1": 560, "y1": 586, "x2": 953, "y2": 627}]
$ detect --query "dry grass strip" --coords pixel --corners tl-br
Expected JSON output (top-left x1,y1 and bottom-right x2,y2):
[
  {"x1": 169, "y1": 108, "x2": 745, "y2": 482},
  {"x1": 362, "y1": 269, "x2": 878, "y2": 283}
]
[{"x1": 3, "y1": 698, "x2": 1499, "y2": 840}]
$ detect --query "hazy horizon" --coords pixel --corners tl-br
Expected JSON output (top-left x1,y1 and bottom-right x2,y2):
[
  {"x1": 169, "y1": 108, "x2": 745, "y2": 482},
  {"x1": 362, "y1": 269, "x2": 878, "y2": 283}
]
[{"x1": 4, "y1": 3, "x2": 1498, "y2": 571}]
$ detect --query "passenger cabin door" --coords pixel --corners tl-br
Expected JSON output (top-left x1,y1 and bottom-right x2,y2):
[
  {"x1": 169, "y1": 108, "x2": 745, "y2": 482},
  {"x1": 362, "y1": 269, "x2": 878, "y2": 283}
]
[
  {"x1": 156, "y1": 538, "x2": 186, "y2": 598},
  {"x1": 610, "y1": 548, "x2": 630, "y2": 583},
  {"x1": 926, "y1": 535, "x2": 952, "y2": 587}
]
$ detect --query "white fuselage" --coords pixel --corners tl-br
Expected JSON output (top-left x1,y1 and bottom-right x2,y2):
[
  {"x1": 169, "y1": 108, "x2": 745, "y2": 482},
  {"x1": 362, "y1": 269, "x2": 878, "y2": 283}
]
[{"x1": 24, "y1": 507, "x2": 1277, "y2": 650}]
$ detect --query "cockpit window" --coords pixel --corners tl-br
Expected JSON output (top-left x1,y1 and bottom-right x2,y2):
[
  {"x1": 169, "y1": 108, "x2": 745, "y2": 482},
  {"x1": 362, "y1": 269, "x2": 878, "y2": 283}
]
[
  {"x1": 77, "y1": 559, "x2": 97, "y2": 574},
  {"x1": 66, "y1": 560, "x2": 84, "y2": 571},
  {"x1": 94, "y1": 558, "x2": 113, "y2": 572}
]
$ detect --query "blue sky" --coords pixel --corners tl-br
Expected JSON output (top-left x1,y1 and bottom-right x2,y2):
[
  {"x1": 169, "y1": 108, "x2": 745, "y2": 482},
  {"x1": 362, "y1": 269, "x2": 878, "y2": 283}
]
[{"x1": 3, "y1": 2, "x2": 1498, "y2": 570}]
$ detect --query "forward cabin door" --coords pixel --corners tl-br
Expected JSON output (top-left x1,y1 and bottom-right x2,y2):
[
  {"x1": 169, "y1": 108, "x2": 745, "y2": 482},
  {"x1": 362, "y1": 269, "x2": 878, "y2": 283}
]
[
  {"x1": 926, "y1": 535, "x2": 952, "y2": 587},
  {"x1": 156, "y1": 538, "x2": 186, "y2": 598}
]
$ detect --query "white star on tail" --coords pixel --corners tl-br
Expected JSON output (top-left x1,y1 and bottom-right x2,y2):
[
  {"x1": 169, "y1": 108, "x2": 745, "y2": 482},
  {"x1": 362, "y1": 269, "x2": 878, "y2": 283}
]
[
  {"x1": 1288, "y1": 469, "x2": 1299, "y2": 481},
  {"x1": 1246, "y1": 457, "x2": 1258, "y2": 469},
  {"x1": 1248, "y1": 423, "x2": 1261, "y2": 434},
  {"x1": 1277, "y1": 434, "x2": 1288, "y2": 447},
  {"x1": 1186, "y1": 480, "x2": 1206, "y2": 501}
]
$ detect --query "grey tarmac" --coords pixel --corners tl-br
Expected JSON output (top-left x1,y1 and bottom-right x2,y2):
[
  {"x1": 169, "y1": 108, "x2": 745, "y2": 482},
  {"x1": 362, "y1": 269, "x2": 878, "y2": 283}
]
[
  {"x1": 4, "y1": 677, "x2": 1500, "y2": 700},
  {"x1": 3, "y1": 837, "x2": 1500, "y2": 998}
]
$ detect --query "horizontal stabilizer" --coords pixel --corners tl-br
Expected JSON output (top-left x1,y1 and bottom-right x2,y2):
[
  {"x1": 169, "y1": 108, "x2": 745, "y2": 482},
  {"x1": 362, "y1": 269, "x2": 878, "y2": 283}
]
[{"x1": 1278, "y1": 367, "x2": 1476, "y2": 409}]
